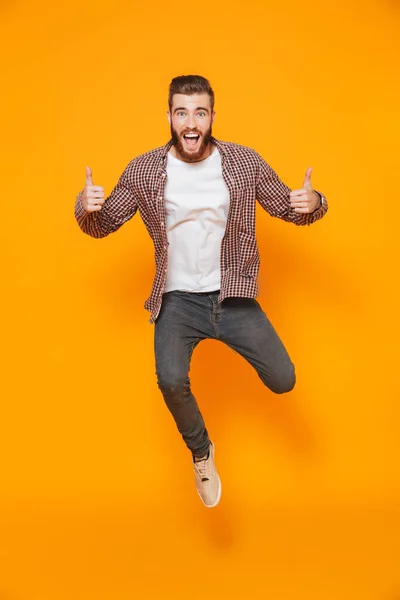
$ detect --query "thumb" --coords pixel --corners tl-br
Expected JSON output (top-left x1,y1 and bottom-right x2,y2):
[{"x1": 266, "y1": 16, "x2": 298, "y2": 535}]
[
  {"x1": 303, "y1": 166, "x2": 313, "y2": 190},
  {"x1": 86, "y1": 165, "x2": 93, "y2": 186}
]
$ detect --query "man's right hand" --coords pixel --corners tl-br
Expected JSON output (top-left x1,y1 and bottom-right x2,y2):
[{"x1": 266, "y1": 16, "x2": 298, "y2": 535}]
[{"x1": 81, "y1": 166, "x2": 105, "y2": 212}]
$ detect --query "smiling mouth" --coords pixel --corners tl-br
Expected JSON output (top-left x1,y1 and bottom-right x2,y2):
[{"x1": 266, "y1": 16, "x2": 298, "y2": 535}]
[{"x1": 183, "y1": 133, "x2": 200, "y2": 148}]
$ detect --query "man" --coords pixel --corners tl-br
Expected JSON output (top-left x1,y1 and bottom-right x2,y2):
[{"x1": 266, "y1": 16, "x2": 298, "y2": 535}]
[{"x1": 75, "y1": 75, "x2": 328, "y2": 509}]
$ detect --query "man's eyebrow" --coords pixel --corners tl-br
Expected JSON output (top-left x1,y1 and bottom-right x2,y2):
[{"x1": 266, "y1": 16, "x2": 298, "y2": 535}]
[{"x1": 173, "y1": 106, "x2": 210, "y2": 113}]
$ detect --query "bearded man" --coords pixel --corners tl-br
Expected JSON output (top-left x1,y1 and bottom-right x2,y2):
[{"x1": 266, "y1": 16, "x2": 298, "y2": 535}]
[{"x1": 75, "y1": 74, "x2": 328, "y2": 508}]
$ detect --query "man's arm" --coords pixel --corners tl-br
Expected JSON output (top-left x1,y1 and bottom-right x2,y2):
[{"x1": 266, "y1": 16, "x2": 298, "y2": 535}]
[
  {"x1": 255, "y1": 155, "x2": 328, "y2": 226},
  {"x1": 75, "y1": 165, "x2": 139, "y2": 238}
]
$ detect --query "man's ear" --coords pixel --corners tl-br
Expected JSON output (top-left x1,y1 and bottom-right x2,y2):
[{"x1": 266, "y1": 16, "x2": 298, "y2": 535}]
[
  {"x1": 167, "y1": 110, "x2": 171, "y2": 125},
  {"x1": 211, "y1": 111, "x2": 216, "y2": 125}
]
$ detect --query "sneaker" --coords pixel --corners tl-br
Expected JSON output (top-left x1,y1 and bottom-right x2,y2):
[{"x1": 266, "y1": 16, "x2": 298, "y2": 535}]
[{"x1": 193, "y1": 441, "x2": 222, "y2": 508}]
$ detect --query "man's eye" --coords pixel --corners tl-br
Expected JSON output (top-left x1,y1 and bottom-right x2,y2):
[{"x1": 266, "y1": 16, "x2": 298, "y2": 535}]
[
  {"x1": 177, "y1": 112, "x2": 186, "y2": 117},
  {"x1": 198, "y1": 112, "x2": 206, "y2": 117}
]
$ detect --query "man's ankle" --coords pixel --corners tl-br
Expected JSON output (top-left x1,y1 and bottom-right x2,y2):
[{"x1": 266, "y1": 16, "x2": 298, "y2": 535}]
[{"x1": 193, "y1": 449, "x2": 210, "y2": 462}]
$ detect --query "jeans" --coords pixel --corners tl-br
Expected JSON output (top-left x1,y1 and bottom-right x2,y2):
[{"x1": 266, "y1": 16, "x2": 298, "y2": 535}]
[{"x1": 154, "y1": 291, "x2": 296, "y2": 458}]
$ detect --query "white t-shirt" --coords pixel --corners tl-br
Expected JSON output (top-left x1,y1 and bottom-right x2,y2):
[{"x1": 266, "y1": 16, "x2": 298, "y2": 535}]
[{"x1": 164, "y1": 147, "x2": 230, "y2": 293}]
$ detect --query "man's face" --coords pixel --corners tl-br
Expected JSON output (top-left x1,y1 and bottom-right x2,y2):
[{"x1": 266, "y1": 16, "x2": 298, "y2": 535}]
[{"x1": 168, "y1": 93, "x2": 215, "y2": 162}]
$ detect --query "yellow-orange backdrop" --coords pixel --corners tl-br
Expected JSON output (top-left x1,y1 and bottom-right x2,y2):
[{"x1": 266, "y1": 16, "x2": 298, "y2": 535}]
[{"x1": 1, "y1": 0, "x2": 399, "y2": 598}]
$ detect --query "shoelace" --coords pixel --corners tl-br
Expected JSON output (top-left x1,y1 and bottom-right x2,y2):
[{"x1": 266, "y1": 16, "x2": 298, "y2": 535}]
[{"x1": 194, "y1": 457, "x2": 212, "y2": 482}]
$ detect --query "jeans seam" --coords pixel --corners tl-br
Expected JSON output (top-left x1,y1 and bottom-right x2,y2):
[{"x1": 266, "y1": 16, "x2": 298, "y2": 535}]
[
  {"x1": 188, "y1": 340, "x2": 197, "y2": 363},
  {"x1": 210, "y1": 296, "x2": 221, "y2": 339}
]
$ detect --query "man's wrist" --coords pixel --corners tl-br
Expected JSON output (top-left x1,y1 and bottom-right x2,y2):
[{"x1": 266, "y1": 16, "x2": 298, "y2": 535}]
[{"x1": 312, "y1": 191, "x2": 323, "y2": 212}]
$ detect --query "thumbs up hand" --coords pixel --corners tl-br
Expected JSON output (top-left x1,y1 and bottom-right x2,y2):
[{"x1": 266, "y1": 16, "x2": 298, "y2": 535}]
[
  {"x1": 289, "y1": 167, "x2": 321, "y2": 214},
  {"x1": 81, "y1": 166, "x2": 105, "y2": 212}
]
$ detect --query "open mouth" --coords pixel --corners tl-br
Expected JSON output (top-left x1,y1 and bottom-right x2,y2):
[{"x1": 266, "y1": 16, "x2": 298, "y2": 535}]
[{"x1": 182, "y1": 133, "x2": 200, "y2": 148}]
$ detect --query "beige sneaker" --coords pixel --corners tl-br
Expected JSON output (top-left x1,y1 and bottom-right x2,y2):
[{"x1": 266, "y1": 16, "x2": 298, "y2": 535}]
[{"x1": 193, "y1": 441, "x2": 222, "y2": 508}]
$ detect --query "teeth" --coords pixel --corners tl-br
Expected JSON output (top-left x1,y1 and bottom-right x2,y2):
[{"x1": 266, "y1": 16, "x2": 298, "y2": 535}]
[{"x1": 184, "y1": 134, "x2": 199, "y2": 138}]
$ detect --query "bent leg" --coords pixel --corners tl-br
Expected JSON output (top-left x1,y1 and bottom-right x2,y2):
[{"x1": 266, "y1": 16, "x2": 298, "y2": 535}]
[{"x1": 219, "y1": 298, "x2": 296, "y2": 394}]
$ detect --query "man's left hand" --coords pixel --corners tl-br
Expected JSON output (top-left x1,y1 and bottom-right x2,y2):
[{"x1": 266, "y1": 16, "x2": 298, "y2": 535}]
[{"x1": 289, "y1": 167, "x2": 321, "y2": 213}]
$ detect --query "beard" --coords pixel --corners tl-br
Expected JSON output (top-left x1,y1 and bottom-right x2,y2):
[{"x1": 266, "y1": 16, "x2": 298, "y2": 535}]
[{"x1": 170, "y1": 123, "x2": 213, "y2": 163}]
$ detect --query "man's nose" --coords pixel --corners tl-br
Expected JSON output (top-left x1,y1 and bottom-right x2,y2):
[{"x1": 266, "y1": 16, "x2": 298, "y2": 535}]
[{"x1": 187, "y1": 114, "x2": 196, "y2": 128}]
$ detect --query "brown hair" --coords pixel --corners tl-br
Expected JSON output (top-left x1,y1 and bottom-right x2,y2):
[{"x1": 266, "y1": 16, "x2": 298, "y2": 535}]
[{"x1": 168, "y1": 75, "x2": 215, "y2": 111}]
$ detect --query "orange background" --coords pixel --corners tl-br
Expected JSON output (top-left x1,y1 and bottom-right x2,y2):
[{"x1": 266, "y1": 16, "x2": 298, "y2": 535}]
[{"x1": 1, "y1": 0, "x2": 399, "y2": 598}]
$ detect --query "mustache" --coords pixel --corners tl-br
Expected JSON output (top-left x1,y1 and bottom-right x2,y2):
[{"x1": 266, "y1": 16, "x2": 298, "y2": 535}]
[{"x1": 181, "y1": 130, "x2": 201, "y2": 135}]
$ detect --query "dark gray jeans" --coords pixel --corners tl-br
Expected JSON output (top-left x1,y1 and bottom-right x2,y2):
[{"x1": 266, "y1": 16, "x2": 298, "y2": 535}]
[{"x1": 154, "y1": 291, "x2": 295, "y2": 458}]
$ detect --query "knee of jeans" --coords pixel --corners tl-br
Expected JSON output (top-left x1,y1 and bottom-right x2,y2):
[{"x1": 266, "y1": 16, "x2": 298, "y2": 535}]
[
  {"x1": 268, "y1": 364, "x2": 296, "y2": 394},
  {"x1": 157, "y1": 374, "x2": 190, "y2": 399}
]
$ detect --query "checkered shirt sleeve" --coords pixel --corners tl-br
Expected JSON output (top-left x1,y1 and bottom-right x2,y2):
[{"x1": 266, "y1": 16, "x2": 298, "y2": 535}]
[
  {"x1": 255, "y1": 152, "x2": 327, "y2": 225},
  {"x1": 75, "y1": 167, "x2": 139, "y2": 238}
]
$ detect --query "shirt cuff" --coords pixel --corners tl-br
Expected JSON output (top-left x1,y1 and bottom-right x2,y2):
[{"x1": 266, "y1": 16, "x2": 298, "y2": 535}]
[
  {"x1": 313, "y1": 190, "x2": 325, "y2": 211},
  {"x1": 74, "y1": 190, "x2": 89, "y2": 225}
]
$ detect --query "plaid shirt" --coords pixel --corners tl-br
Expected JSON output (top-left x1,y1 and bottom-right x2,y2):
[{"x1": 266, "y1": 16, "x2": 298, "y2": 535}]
[{"x1": 75, "y1": 137, "x2": 328, "y2": 323}]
